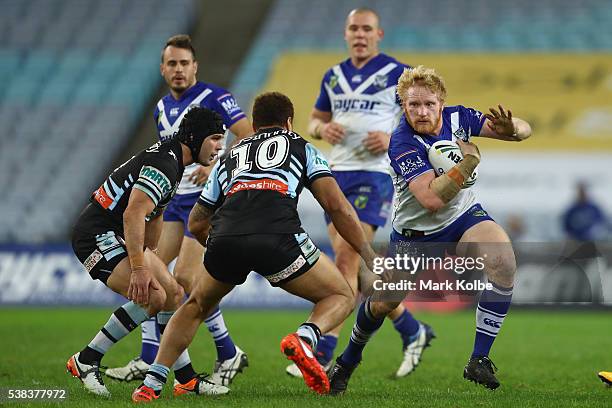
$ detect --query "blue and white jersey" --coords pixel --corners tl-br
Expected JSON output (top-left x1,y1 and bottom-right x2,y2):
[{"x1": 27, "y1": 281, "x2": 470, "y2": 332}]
[
  {"x1": 198, "y1": 127, "x2": 332, "y2": 236},
  {"x1": 389, "y1": 106, "x2": 486, "y2": 234},
  {"x1": 154, "y1": 81, "x2": 246, "y2": 195},
  {"x1": 315, "y1": 53, "x2": 409, "y2": 174}
]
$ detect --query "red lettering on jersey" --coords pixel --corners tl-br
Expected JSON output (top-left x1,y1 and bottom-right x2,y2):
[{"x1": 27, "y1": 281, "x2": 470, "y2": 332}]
[
  {"x1": 227, "y1": 179, "x2": 289, "y2": 196},
  {"x1": 93, "y1": 186, "x2": 113, "y2": 209}
]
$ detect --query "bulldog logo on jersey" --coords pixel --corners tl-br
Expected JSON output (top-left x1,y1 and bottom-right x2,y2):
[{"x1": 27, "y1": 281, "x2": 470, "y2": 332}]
[
  {"x1": 373, "y1": 74, "x2": 388, "y2": 89},
  {"x1": 328, "y1": 75, "x2": 338, "y2": 89},
  {"x1": 453, "y1": 126, "x2": 469, "y2": 142}
]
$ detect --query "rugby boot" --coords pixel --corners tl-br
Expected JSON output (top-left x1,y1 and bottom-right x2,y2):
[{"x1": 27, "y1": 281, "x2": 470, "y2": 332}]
[
  {"x1": 463, "y1": 355, "x2": 500, "y2": 390},
  {"x1": 105, "y1": 356, "x2": 149, "y2": 382},
  {"x1": 280, "y1": 333, "x2": 330, "y2": 394},
  {"x1": 328, "y1": 357, "x2": 358, "y2": 396},
  {"x1": 66, "y1": 352, "x2": 110, "y2": 397},
  {"x1": 173, "y1": 373, "x2": 230, "y2": 396},
  {"x1": 210, "y1": 346, "x2": 249, "y2": 386},
  {"x1": 396, "y1": 322, "x2": 436, "y2": 377},
  {"x1": 132, "y1": 384, "x2": 159, "y2": 402}
]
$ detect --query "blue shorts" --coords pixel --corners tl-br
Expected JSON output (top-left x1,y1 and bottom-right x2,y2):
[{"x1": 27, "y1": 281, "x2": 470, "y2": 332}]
[
  {"x1": 324, "y1": 170, "x2": 393, "y2": 228},
  {"x1": 163, "y1": 192, "x2": 201, "y2": 238},
  {"x1": 391, "y1": 204, "x2": 494, "y2": 244}
]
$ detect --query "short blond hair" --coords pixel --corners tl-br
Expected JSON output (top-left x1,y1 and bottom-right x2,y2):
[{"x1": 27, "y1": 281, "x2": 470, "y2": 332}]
[{"x1": 396, "y1": 65, "x2": 447, "y2": 104}]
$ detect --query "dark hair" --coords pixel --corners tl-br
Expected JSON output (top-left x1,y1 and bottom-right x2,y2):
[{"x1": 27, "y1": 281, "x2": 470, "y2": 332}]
[
  {"x1": 161, "y1": 34, "x2": 196, "y2": 62},
  {"x1": 175, "y1": 107, "x2": 226, "y2": 159},
  {"x1": 252, "y1": 92, "x2": 294, "y2": 129}
]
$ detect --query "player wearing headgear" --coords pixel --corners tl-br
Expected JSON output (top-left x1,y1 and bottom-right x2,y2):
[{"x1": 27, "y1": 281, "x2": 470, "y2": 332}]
[
  {"x1": 67, "y1": 108, "x2": 228, "y2": 398},
  {"x1": 328, "y1": 65, "x2": 532, "y2": 394},
  {"x1": 296, "y1": 7, "x2": 433, "y2": 379},
  {"x1": 106, "y1": 34, "x2": 251, "y2": 386},
  {"x1": 131, "y1": 92, "x2": 378, "y2": 401}
]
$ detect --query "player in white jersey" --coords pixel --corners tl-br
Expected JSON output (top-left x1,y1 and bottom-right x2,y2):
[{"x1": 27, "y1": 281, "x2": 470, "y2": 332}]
[
  {"x1": 105, "y1": 35, "x2": 252, "y2": 387},
  {"x1": 328, "y1": 65, "x2": 532, "y2": 394},
  {"x1": 286, "y1": 8, "x2": 434, "y2": 379}
]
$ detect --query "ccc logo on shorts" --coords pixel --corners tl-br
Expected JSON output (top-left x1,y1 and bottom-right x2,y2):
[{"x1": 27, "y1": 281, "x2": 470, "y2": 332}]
[{"x1": 354, "y1": 195, "x2": 369, "y2": 210}]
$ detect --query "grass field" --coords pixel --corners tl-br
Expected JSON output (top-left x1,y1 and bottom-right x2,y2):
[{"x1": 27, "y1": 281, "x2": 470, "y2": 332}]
[{"x1": 1, "y1": 308, "x2": 611, "y2": 407}]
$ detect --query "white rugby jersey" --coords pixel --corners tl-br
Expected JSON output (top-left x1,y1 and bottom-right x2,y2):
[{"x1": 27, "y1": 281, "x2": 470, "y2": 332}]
[
  {"x1": 314, "y1": 53, "x2": 410, "y2": 174},
  {"x1": 389, "y1": 106, "x2": 486, "y2": 234},
  {"x1": 154, "y1": 81, "x2": 246, "y2": 195}
]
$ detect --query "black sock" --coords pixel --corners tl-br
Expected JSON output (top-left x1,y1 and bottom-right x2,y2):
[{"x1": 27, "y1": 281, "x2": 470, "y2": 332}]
[
  {"x1": 174, "y1": 363, "x2": 197, "y2": 384},
  {"x1": 78, "y1": 346, "x2": 103, "y2": 365}
]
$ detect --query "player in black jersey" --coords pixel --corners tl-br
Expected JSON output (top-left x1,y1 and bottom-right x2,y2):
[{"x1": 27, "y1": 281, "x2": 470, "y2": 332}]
[
  {"x1": 131, "y1": 92, "x2": 377, "y2": 401},
  {"x1": 67, "y1": 107, "x2": 228, "y2": 398}
]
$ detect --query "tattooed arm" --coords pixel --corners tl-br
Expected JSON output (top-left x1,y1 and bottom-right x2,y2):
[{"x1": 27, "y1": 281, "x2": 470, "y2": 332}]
[{"x1": 188, "y1": 203, "x2": 216, "y2": 246}]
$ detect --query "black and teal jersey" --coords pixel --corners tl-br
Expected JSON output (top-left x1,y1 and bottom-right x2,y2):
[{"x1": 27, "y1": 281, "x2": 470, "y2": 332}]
[
  {"x1": 79, "y1": 139, "x2": 184, "y2": 234},
  {"x1": 198, "y1": 127, "x2": 332, "y2": 236}
]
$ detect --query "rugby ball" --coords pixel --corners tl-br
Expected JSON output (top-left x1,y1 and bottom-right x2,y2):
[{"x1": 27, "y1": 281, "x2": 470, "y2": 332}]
[{"x1": 428, "y1": 140, "x2": 478, "y2": 188}]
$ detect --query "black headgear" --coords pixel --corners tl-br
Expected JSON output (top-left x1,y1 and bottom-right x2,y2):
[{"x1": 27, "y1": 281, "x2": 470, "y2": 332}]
[{"x1": 175, "y1": 107, "x2": 226, "y2": 161}]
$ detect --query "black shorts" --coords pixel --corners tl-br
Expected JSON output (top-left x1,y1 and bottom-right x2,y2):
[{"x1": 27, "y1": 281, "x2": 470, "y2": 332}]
[
  {"x1": 204, "y1": 232, "x2": 320, "y2": 286},
  {"x1": 72, "y1": 228, "x2": 128, "y2": 285}
]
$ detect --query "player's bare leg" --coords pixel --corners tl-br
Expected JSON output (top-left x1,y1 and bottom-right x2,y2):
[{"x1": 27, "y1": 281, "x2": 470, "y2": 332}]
[
  {"x1": 174, "y1": 235, "x2": 247, "y2": 385},
  {"x1": 173, "y1": 236, "x2": 204, "y2": 293},
  {"x1": 458, "y1": 220, "x2": 516, "y2": 390},
  {"x1": 133, "y1": 268, "x2": 233, "y2": 401},
  {"x1": 280, "y1": 253, "x2": 355, "y2": 394},
  {"x1": 294, "y1": 223, "x2": 430, "y2": 381},
  {"x1": 68, "y1": 251, "x2": 173, "y2": 397},
  {"x1": 106, "y1": 221, "x2": 182, "y2": 381}
]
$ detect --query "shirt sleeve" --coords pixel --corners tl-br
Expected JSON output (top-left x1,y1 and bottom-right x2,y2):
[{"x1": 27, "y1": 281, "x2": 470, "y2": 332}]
[
  {"x1": 134, "y1": 155, "x2": 178, "y2": 207},
  {"x1": 304, "y1": 143, "x2": 333, "y2": 186},
  {"x1": 389, "y1": 144, "x2": 433, "y2": 184},
  {"x1": 314, "y1": 74, "x2": 332, "y2": 112},
  {"x1": 197, "y1": 161, "x2": 223, "y2": 210},
  {"x1": 208, "y1": 88, "x2": 247, "y2": 127},
  {"x1": 459, "y1": 105, "x2": 486, "y2": 137}
]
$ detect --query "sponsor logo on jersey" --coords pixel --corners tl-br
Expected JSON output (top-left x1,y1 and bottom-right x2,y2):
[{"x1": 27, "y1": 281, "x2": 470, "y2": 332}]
[
  {"x1": 139, "y1": 166, "x2": 172, "y2": 195},
  {"x1": 471, "y1": 208, "x2": 488, "y2": 217},
  {"x1": 169, "y1": 107, "x2": 180, "y2": 117},
  {"x1": 93, "y1": 186, "x2": 113, "y2": 209},
  {"x1": 351, "y1": 74, "x2": 362, "y2": 83},
  {"x1": 398, "y1": 155, "x2": 426, "y2": 176},
  {"x1": 266, "y1": 255, "x2": 306, "y2": 283},
  {"x1": 227, "y1": 179, "x2": 289, "y2": 196},
  {"x1": 333, "y1": 99, "x2": 381, "y2": 113},
  {"x1": 219, "y1": 95, "x2": 241, "y2": 116},
  {"x1": 315, "y1": 156, "x2": 329, "y2": 167},
  {"x1": 354, "y1": 194, "x2": 369, "y2": 209},
  {"x1": 373, "y1": 74, "x2": 388, "y2": 89},
  {"x1": 83, "y1": 250, "x2": 103, "y2": 273},
  {"x1": 483, "y1": 317, "x2": 501, "y2": 329}
]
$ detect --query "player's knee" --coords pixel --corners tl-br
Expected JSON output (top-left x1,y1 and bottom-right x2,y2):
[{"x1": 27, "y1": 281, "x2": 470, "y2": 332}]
[
  {"x1": 174, "y1": 271, "x2": 193, "y2": 295},
  {"x1": 485, "y1": 251, "x2": 516, "y2": 285},
  {"x1": 147, "y1": 288, "x2": 167, "y2": 315},
  {"x1": 160, "y1": 278, "x2": 183, "y2": 310}
]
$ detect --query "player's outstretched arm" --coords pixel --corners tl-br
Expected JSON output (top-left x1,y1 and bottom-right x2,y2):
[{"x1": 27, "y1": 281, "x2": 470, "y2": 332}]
[
  {"x1": 310, "y1": 176, "x2": 376, "y2": 270},
  {"x1": 188, "y1": 203, "x2": 215, "y2": 247},
  {"x1": 479, "y1": 104, "x2": 531, "y2": 141}
]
